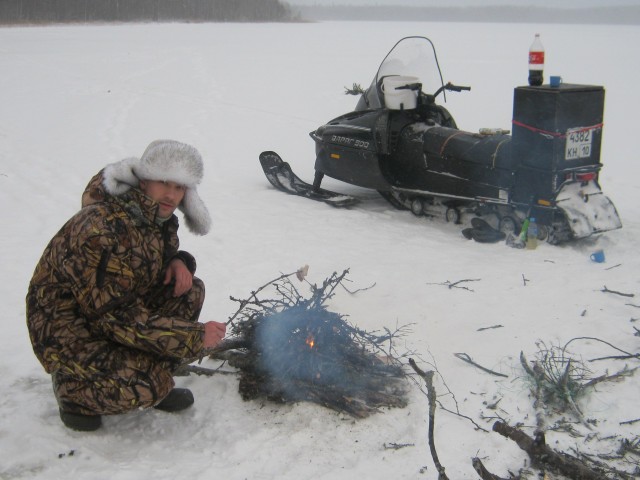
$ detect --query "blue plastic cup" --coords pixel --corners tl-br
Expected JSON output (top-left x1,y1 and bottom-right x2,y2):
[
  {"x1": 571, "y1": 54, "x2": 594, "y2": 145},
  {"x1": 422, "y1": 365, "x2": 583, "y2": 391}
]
[
  {"x1": 550, "y1": 76, "x2": 563, "y2": 87},
  {"x1": 590, "y1": 249, "x2": 605, "y2": 263}
]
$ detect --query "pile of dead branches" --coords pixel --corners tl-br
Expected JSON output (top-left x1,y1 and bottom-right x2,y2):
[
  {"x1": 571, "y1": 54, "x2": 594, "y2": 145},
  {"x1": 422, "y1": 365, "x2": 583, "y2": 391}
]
[
  {"x1": 204, "y1": 268, "x2": 410, "y2": 418},
  {"x1": 520, "y1": 339, "x2": 638, "y2": 431}
]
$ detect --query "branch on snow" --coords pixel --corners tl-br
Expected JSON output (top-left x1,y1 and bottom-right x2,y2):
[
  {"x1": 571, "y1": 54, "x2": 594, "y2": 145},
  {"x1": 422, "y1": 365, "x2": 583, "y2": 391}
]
[
  {"x1": 409, "y1": 358, "x2": 450, "y2": 480},
  {"x1": 454, "y1": 352, "x2": 508, "y2": 378},
  {"x1": 601, "y1": 285, "x2": 635, "y2": 298},
  {"x1": 493, "y1": 421, "x2": 608, "y2": 480},
  {"x1": 471, "y1": 457, "x2": 509, "y2": 480},
  {"x1": 426, "y1": 278, "x2": 481, "y2": 292}
]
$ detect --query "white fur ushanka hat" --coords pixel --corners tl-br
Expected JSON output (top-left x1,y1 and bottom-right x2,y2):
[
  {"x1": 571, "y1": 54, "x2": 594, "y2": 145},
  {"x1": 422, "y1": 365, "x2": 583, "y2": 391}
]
[{"x1": 102, "y1": 140, "x2": 211, "y2": 235}]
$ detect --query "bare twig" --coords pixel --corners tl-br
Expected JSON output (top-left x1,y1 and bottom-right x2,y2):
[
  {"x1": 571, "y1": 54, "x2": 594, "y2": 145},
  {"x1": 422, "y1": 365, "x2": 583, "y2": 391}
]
[
  {"x1": 520, "y1": 351, "x2": 547, "y2": 430},
  {"x1": 307, "y1": 270, "x2": 350, "y2": 310},
  {"x1": 560, "y1": 336, "x2": 634, "y2": 362},
  {"x1": 439, "y1": 405, "x2": 490, "y2": 433},
  {"x1": 179, "y1": 338, "x2": 250, "y2": 365},
  {"x1": 447, "y1": 278, "x2": 480, "y2": 289},
  {"x1": 409, "y1": 351, "x2": 489, "y2": 432},
  {"x1": 472, "y1": 457, "x2": 509, "y2": 480},
  {"x1": 174, "y1": 364, "x2": 236, "y2": 376},
  {"x1": 226, "y1": 266, "x2": 309, "y2": 326},
  {"x1": 477, "y1": 325, "x2": 503, "y2": 332},
  {"x1": 426, "y1": 278, "x2": 481, "y2": 292},
  {"x1": 571, "y1": 447, "x2": 638, "y2": 480},
  {"x1": 493, "y1": 421, "x2": 606, "y2": 480},
  {"x1": 601, "y1": 286, "x2": 635, "y2": 298},
  {"x1": 409, "y1": 358, "x2": 450, "y2": 480},
  {"x1": 605, "y1": 263, "x2": 622, "y2": 271},
  {"x1": 341, "y1": 279, "x2": 377, "y2": 295},
  {"x1": 454, "y1": 353, "x2": 508, "y2": 378},
  {"x1": 620, "y1": 418, "x2": 640, "y2": 426},
  {"x1": 582, "y1": 365, "x2": 637, "y2": 388},
  {"x1": 383, "y1": 442, "x2": 414, "y2": 450}
]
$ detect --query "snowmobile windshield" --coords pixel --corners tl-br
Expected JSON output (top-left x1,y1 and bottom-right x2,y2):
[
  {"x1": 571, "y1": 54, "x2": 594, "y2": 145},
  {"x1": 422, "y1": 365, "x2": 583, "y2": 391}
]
[{"x1": 356, "y1": 36, "x2": 445, "y2": 111}]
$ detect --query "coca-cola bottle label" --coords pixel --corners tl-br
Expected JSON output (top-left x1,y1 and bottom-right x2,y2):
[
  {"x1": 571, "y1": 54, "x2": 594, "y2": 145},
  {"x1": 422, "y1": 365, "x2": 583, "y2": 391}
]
[{"x1": 529, "y1": 51, "x2": 544, "y2": 65}]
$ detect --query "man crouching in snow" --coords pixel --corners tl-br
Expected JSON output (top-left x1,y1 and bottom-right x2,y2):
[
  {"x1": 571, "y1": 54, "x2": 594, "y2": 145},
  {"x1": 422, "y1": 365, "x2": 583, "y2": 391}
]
[{"x1": 26, "y1": 140, "x2": 226, "y2": 431}]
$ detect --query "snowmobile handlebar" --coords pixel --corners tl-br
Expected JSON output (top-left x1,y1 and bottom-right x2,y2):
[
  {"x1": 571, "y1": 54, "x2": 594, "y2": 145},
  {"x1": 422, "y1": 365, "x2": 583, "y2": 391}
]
[
  {"x1": 434, "y1": 82, "x2": 471, "y2": 98},
  {"x1": 396, "y1": 82, "x2": 423, "y2": 91}
]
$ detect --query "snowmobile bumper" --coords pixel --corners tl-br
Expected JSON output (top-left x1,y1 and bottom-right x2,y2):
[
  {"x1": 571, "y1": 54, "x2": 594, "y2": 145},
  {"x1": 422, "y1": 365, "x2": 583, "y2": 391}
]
[{"x1": 554, "y1": 181, "x2": 622, "y2": 239}]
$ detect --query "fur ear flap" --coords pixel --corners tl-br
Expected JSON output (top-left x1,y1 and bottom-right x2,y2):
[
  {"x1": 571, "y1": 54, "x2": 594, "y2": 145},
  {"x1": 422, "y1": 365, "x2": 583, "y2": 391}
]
[
  {"x1": 179, "y1": 188, "x2": 212, "y2": 236},
  {"x1": 103, "y1": 157, "x2": 139, "y2": 195}
]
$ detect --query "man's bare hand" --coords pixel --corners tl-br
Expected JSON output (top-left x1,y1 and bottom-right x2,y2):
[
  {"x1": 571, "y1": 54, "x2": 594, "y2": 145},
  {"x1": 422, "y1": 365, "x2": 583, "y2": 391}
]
[
  {"x1": 164, "y1": 259, "x2": 193, "y2": 296},
  {"x1": 203, "y1": 321, "x2": 226, "y2": 348}
]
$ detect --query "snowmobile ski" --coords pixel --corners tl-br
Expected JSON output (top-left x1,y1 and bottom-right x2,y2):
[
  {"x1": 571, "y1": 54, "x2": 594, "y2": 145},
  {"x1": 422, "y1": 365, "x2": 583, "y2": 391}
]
[{"x1": 259, "y1": 151, "x2": 359, "y2": 208}]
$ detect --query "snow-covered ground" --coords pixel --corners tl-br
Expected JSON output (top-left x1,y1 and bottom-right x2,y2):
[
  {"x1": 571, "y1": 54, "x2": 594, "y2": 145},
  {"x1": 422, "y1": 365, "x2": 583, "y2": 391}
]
[{"x1": 1, "y1": 21, "x2": 638, "y2": 480}]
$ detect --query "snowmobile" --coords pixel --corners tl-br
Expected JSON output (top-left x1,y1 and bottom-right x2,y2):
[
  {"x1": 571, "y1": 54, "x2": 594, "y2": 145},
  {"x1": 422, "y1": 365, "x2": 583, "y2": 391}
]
[{"x1": 259, "y1": 36, "x2": 621, "y2": 244}]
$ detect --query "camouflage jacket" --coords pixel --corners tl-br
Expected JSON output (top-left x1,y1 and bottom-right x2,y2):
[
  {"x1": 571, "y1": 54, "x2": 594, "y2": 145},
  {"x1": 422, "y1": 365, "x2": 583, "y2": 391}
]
[{"x1": 26, "y1": 171, "x2": 205, "y2": 375}]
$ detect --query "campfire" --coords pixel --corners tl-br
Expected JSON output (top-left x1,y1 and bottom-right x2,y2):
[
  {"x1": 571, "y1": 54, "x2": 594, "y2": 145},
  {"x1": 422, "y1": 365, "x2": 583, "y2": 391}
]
[{"x1": 205, "y1": 268, "x2": 410, "y2": 418}]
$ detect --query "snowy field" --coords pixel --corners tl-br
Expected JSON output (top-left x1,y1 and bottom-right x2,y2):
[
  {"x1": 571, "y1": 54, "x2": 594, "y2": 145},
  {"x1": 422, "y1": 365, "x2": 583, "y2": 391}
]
[{"x1": 1, "y1": 20, "x2": 639, "y2": 480}]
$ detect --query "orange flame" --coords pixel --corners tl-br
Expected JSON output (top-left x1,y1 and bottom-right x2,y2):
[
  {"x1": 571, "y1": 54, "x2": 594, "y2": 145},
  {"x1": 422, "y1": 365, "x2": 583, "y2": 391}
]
[{"x1": 305, "y1": 335, "x2": 315, "y2": 349}]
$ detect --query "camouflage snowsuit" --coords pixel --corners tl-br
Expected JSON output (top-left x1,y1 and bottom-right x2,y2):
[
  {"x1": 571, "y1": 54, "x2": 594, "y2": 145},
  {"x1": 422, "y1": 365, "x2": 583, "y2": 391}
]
[{"x1": 26, "y1": 171, "x2": 206, "y2": 415}]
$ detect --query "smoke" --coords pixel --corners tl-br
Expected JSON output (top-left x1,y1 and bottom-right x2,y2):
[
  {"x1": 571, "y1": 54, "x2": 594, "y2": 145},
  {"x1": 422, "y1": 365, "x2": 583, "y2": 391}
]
[{"x1": 253, "y1": 305, "x2": 355, "y2": 391}]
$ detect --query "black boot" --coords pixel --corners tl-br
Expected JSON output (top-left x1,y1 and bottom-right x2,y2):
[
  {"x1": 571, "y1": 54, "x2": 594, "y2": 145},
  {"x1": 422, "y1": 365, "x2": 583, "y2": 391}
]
[
  {"x1": 154, "y1": 388, "x2": 194, "y2": 413},
  {"x1": 59, "y1": 409, "x2": 102, "y2": 431}
]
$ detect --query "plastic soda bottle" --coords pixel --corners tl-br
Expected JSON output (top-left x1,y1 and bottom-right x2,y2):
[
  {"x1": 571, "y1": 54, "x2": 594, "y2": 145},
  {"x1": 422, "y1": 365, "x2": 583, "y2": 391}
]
[
  {"x1": 518, "y1": 217, "x2": 530, "y2": 243},
  {"x1": 528, "y1": 34, "x2": 544, "y2": 86},
  {"x1": 526, "y1": 217, "x2": 538, "y2": 249}
]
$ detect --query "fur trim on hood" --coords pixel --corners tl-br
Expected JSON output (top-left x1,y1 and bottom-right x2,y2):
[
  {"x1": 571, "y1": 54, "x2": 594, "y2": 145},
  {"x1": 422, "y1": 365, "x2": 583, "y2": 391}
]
[{"x1": 102, "y1": 140, "x2": 211, "y2": 235}]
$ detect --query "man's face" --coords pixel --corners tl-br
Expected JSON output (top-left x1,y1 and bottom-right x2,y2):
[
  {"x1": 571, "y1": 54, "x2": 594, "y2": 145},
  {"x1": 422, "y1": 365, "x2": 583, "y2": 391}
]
[{"x1": 139, "y1": 179, "x2": 186, "y2": 218}]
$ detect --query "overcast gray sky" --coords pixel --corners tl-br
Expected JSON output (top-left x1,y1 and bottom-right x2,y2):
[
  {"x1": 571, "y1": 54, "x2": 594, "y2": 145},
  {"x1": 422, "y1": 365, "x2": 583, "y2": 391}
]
[{"x1": 288, "y1": 0, "x2": 639, "y2": 6}]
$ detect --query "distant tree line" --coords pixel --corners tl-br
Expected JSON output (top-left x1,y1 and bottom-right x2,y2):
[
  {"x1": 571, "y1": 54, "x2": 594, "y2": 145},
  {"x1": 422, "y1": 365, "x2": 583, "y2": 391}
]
[
  {"x1": 0, "y1": 0, "x2": 296, "y2": 24},
  {"x1": 295, "y1": 5, "x2": 640, "y2": 25}
]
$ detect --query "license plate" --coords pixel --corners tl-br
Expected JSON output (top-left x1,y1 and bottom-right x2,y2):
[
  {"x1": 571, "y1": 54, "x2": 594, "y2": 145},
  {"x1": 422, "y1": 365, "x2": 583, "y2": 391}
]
[{"x1": 565, "y1": 128, "x2": 592, "y2": 160}]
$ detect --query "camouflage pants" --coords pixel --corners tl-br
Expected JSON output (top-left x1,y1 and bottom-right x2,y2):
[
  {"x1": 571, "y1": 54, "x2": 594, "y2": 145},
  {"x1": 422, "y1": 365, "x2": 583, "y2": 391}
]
[{"x1": 53, "y1": 278, "x2": 205, "y2": 416}]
